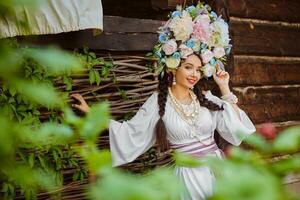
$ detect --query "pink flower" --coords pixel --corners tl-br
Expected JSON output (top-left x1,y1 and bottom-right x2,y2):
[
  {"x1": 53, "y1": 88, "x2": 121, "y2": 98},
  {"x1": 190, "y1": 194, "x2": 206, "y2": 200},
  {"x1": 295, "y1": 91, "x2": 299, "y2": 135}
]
[
  {"x1": 162, "y1": 39, "x2": 177, "y2": 55},
  {"x1": 191, "y1": 21, "x2": 210, "y2": 43},
  {"x1": 194, "y1": 14, "x2": 210, "y2": 27},
  {"x1": 179, "y1": 44, "x2": 193, "y2": 58},
  {"x1": 191, "y1": 14, "x2": 210, "y2": 43},
  {"x1": 201, "y1": 50, "x2": 214, "y2": 64},
  {"x1": 213, "y1": 47, "x2": 225, "y2": 58},
  {"x1": 257, "y1": 123, "x2": 277, "y2": 140}
]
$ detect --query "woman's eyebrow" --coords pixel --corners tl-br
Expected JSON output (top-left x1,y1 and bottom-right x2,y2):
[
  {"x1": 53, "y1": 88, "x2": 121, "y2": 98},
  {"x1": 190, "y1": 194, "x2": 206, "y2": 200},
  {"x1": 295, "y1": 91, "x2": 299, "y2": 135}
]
[{"x1": 184, "y1": 62, "x2": 202, "y2": 68}]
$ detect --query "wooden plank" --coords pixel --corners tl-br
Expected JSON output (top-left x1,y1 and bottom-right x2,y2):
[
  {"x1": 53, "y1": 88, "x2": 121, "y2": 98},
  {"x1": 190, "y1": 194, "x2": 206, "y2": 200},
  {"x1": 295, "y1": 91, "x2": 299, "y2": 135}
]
[
  {"x1": 233, "y1": 86, "x2": 300, "y2": 123},
  {"x1": 102, "y1": 0, "x2": 167, "y2": 20},
  {"x1": 104, "y1": 16, "x2": 164, "y2": 33},
  {"x1": 256, "y1": 121, "x2": 300, "y2": 132},
  {"x1": 228, "y1": 0, "x2": 300, "y2": 23},
  {"x1": 239, "y1": 103, "x2": 300, "y2": 124},
  {"x1": 231, "y1": 55, "x2": 300, "y2": 86},
  {"x1": 18, "y1": 16, "x2": 163, "y2": 51},
  {"x1": 230, "y1": 19, "x2": 300, "y2": 56},
  {"x1": 233, "y1": 85, "x2": 300, "y2": 105}
]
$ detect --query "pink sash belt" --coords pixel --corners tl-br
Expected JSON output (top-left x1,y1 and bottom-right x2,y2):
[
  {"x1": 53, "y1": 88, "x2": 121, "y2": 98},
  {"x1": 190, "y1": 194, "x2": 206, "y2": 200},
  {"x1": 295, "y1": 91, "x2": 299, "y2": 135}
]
[{"x1": 171, "y1": 141, "x2": 222, "y2": 158}]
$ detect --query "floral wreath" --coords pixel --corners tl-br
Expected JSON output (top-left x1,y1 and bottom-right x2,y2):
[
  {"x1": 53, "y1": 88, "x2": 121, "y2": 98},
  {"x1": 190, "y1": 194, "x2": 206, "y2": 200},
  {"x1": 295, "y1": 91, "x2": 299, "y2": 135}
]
[{"x1": 153, "y1": 2, "x2": 232, "y2": 78}]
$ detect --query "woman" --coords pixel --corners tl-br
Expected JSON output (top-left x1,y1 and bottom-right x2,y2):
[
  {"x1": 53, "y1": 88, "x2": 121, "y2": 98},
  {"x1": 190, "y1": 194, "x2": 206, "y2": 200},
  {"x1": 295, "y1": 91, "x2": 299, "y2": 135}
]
[{"x1": 71, "y1": 3, "x2": 256, "y2": 200}]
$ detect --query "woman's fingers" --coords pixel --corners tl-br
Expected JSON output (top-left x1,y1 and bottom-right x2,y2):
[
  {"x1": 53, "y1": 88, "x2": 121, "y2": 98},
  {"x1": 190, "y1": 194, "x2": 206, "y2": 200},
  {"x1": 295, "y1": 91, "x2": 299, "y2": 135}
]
[
  {"x1": 71, "y1": 104, "x2": 80, "y2": 109},
  {"x1": 216, "y1": 70, "x2": 228, "y2": 77},
  {"x1": 70, "y1": 93, "x2": 86, "y2": 104}
]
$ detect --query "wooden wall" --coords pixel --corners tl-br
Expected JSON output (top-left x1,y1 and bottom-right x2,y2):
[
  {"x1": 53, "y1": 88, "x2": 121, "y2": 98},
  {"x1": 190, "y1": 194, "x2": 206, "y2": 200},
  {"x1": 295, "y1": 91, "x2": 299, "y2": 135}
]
[{"x1": 227, "y1": 0, "x2": 300, "y2": 130}]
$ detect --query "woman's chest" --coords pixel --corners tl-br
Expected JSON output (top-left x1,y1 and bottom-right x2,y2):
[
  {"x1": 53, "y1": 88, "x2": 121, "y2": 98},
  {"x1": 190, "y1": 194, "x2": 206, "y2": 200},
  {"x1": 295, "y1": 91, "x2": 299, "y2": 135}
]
[{"x1": 163, "y1": 102, "x2": 214, "y2": 144}]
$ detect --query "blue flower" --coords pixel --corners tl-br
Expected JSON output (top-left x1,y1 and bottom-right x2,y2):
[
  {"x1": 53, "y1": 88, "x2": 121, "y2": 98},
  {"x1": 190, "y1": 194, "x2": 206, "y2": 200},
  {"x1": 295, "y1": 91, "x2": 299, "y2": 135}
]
[
  {"x1": 155, "y1": 51, "x2": 162, "y2": 58},
  {"x1": 172, "y1": 11, "x2": 182, "y2": 18},
  {"x1": 225, "y1": 46, "x2": 232, "y2": 55},
  {"x1": 200, "y1": 43, "x2": 208, "y2": 50},
  {"x1": 186, "y1": 40, "x2": 195, "y2": 49},
  {"x1": 172, "y1": 52, "x2": 181, "y2": 59},
  {"x1": 210, "y1": 57, "x2": 217, "y2": 67},
  {"x1": 186, "y1": 6, "x2": 196, "y2": 13},
  {"x1": 159, "y1": 33, "x2": 167, "y2": 43},
  {"x1": 210, "y1": 11, "x2": 218, "y2": 20}
]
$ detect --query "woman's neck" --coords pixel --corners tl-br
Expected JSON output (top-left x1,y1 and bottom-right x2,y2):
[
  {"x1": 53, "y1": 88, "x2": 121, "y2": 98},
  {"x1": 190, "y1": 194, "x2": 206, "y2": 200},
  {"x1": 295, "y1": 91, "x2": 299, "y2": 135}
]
[{"x1": 170, "y1": 84, "x2": 191, "y2": 103}]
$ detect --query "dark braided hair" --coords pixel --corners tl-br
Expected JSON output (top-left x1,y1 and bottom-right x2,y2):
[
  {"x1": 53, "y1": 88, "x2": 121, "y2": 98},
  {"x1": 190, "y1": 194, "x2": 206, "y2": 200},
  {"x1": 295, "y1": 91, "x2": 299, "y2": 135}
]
[{"x1": 155, "y1": 70, "x2": 224, "y2": 152}]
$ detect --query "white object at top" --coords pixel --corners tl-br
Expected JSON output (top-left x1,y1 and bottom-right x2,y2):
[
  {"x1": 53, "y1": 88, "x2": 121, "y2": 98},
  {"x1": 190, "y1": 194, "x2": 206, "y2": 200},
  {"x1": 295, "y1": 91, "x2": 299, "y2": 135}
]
[{"x1": 0, "y1": 0, "x2": 103, "y2": 38}]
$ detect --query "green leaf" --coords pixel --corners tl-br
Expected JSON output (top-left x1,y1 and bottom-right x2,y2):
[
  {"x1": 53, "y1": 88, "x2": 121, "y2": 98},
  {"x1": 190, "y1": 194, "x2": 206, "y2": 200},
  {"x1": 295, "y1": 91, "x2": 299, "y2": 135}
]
[
  {"x1": 63, "y1": 76, "x2": 72, "y2": 91},
  {"x1": 104, "y1": 60, "x2": 114, "y2": 68},
  {"x1": 28, "y1": 153, "x2": 35, "y2": 168},
  {"x1": 79, "y1": 146, "x2": 112, "y2": 173},
  {"x1": 101, "y1": 67, "x2": 110, "y2": 78},
  {"x1": 14, "y1": 80, "x2": 63, "y2": 109},
  {"x1": 243, "y1": 133, "x2": 271, "y2": 153},
  {"x1": 78, "y1": 102, "x2": 110, "y2": 141},
  {"x1": 271, "y1": 155, "x2": 300, "y2": 175},
  {"x1": 94, "y1": 70, "x2": 101, "y2": 85},
  {"x1": 24, "y1": 47, "x2": 83, "y2": 75},
  {"x1": 24, "y1": 122, "x2": 74, "y2": 146},
  {"x1": 89, "y1": 70, "x2": 95, "y2": 84},
  {"x1": 174, "y1": 151, "x2": 203, "y2": 167},
  {"x1": 63, "y1": 108, "x2": 81, "y2": 125},
  {"x1": 272, "y1": 125, "x2": 300, "y2": 153}
]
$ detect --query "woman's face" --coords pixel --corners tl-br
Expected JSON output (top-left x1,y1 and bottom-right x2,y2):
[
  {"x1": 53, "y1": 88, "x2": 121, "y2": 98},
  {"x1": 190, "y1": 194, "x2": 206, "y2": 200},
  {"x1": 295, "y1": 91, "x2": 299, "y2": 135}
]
[{"x1": 174, "y1": 54, "x2": 202, "y2": 89}]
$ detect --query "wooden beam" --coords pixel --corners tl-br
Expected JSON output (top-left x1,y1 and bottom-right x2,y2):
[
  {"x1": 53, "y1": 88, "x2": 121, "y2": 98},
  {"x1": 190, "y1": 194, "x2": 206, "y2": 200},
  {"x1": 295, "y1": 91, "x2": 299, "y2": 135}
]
[
  {"x1": 233, "y1": 85, "x2": 300, "y2": 123},
  {"x1": 231, "y1": 55, "x2": 300, "y2": 86},
  {"x1": 230, "y1": 18, "x2": 300, "y2": 56},
  {"x1": 228, "y1": 0, "x2": 300, "y2": 23}
]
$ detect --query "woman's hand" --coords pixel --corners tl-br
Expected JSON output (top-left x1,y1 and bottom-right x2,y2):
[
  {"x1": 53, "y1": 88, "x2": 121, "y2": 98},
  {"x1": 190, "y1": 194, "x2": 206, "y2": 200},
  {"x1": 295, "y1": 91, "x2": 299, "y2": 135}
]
[
  {"x1": 70, "y1": 93, "x2": 90, "y2": 113},
  {"x1": 213, "y1": 66, "x2": 230, "y2": 95}
]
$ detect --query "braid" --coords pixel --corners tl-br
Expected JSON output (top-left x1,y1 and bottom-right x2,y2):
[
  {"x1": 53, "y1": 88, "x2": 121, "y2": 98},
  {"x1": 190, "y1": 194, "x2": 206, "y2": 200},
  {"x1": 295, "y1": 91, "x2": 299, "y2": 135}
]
[
  {"x1": 155, "y1": 71, "x2": 171, "y2": 151},
  {"x1": 193, "y1": 79, "x2": 224, "y2": 111}
]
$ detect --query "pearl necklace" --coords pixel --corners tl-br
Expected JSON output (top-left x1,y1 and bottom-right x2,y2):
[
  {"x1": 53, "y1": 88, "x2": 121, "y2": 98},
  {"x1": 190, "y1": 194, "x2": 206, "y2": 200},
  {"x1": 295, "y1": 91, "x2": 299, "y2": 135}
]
[
  {"x1": 168, "y1": 87, "x2": 199, "y2": 125},
  {"x1": 168, "y1": 87, "x2": 212, "y2": 146}
]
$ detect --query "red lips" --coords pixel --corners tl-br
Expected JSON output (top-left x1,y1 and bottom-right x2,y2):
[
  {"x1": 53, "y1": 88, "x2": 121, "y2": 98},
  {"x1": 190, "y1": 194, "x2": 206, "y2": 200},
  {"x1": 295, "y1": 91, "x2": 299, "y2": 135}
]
[{"x1": 187, "y1": 77, "x2": 196, "y2": 85}]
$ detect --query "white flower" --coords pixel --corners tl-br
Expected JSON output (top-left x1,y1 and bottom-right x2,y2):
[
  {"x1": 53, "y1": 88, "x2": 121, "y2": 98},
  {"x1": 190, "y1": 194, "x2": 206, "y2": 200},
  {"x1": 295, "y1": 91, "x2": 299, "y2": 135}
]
[
  {"x1": 169, "y1": 10, "x2": 193, "y2": 41},
  {"x1": 202, "y1": 63, "x2": 216, "y2": 77},
  {"x1": 213, "y1": 47, "x2": 225, "y2": 58},
  {"x1": 162, "y1": 39, "x2": 177, "y2": 55},
  {"x1": 209, "y1": 18, "x2": 230, "y2": 47},
  {"x1": 179, "y1": 44, "x2": 193, "y2": 58},
  {"x1": 192, "y1": 39, "x2": 201, "y2": 52},
  {"x1": 201, "y1": 50, "x2": 214, "y2": 64},
  {"x1": 165, "y1": 56, "x2": 181, "y2": 69}
]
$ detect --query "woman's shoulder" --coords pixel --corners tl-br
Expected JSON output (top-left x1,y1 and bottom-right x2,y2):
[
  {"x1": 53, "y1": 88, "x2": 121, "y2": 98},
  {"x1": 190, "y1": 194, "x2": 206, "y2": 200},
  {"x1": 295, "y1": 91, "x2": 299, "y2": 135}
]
[{"x1": 142, "y1": 91, "x2": 159, "y2": 108}]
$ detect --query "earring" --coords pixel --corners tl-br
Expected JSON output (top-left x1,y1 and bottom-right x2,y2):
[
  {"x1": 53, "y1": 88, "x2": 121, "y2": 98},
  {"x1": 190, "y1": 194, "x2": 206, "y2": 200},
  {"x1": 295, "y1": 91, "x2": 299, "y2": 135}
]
[{"x1": 172, "y1": 76, "x2": 176, "y2": 85}]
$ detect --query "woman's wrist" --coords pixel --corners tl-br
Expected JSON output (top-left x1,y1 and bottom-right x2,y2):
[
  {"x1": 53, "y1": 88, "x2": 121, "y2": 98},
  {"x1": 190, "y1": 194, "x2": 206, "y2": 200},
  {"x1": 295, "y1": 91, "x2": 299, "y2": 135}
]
[{"x1": 219, "y1": 84, "x2": 230, "y2": 96}]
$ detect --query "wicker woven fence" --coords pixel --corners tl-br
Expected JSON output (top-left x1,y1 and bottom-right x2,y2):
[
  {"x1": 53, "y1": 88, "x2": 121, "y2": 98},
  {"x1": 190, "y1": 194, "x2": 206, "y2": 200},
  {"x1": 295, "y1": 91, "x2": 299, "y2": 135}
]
[{"x1": 15, "y1": 55, "x2": 175, "y2": 200}]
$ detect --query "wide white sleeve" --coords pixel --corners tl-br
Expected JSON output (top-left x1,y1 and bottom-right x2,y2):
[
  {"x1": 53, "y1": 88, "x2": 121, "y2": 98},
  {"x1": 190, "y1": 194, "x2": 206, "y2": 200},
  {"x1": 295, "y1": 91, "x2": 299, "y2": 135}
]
[
  {"x1": 204, "y1": 90, "x2": 256, "y2": 146},
  {"x1": 109, "y1": 92, "x2": 159, "y2": 166}
]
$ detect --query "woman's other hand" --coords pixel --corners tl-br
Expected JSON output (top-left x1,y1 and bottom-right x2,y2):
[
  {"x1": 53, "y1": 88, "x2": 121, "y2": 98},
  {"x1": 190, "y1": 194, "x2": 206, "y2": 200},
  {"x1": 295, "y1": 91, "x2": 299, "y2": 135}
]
[
  {"x1": 70, "y1": 93, "x2": 90, "y2": 113},
  {"x1": 213, "y1": 65, "x2": 230, "y2": 95}
]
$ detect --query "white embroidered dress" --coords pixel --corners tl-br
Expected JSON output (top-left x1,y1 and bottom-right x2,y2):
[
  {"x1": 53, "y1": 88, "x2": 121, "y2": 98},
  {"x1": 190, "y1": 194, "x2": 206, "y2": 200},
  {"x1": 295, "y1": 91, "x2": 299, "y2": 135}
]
[{"x1": 109, "y1": 91, "x2": 256, "y2": 200}]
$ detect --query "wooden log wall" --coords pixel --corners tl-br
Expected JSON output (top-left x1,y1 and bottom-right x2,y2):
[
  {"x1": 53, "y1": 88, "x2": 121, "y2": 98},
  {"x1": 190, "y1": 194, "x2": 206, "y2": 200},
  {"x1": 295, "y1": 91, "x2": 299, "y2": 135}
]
[{"x1": 227, "y1": 0, "x2": 300, "y2": 130}]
